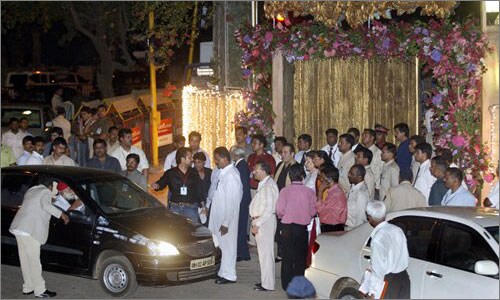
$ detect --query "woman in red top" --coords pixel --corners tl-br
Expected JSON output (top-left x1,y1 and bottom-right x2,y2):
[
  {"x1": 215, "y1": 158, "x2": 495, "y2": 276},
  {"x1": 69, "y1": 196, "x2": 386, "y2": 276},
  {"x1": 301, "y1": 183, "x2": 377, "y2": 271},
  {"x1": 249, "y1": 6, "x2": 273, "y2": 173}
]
[{"x1": 316, "y1": 164, "x2": 347, "y2": 232}]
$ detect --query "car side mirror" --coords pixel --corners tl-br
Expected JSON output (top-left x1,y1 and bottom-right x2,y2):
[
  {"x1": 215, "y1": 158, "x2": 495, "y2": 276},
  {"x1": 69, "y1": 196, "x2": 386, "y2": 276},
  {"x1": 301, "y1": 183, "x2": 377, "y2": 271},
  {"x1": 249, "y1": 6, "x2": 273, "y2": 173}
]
[
  {"x1": 474, "y1": 260, "x2": 499, "y2": 276},
  {"x1": 67, "y1": 209, "x2": 92, "y2": 224}
]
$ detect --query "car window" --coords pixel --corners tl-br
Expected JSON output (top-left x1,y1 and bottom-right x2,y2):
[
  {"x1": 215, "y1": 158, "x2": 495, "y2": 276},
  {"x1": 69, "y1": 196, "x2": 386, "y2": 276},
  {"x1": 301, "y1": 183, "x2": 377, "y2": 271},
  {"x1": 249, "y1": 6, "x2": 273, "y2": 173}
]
[
  {"x1": 486, "y1": 226, "x2": 499, "y2": 243},
  {"x1": 1, "y1": 174, "x2": 34, "y2": 207},
  {"x1": 438, "y1": 221, "x2": 498, "y2": 276},
  {"x1": 1, "y1": 109, "x2": 42, "y2": 128},
  {"x1": 77, "y1": 177, "x2": 162, "y2": 215},
  {"x1": 29, "y1": 74, "x2": 42, "y2": 84},
  {"x1": 9, "y1": 74, "x2": 28, "y2": 87},
  {"x1": 389, "y1": 216, "x2": 439, "y2": 261}
]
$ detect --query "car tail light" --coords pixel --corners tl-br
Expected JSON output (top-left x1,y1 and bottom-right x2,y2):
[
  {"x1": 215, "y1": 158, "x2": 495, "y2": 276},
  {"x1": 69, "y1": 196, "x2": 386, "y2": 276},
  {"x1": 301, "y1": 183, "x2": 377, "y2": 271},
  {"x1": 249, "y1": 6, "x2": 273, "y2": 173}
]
[{"x1": 312, "y1": 241, "x2": 320, "y2": 253}]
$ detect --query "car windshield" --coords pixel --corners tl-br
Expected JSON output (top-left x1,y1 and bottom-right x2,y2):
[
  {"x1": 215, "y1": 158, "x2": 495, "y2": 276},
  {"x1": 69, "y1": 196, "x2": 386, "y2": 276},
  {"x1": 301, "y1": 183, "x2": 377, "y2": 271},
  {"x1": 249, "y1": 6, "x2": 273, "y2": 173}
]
[
  {"x1": 75, "y1": 177, "x2": 163, "y2": 215},
  {"x1": 486, "y1": 226, "x2": 499, "y2": 243}
]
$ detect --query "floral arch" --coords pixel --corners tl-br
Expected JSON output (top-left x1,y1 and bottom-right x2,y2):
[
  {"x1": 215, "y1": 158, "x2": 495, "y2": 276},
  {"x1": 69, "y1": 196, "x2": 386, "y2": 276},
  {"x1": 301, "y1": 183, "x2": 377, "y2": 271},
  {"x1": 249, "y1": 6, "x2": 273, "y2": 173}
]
[{"x1": 234, "y1": 18, "x2": 494, "y2": 193}]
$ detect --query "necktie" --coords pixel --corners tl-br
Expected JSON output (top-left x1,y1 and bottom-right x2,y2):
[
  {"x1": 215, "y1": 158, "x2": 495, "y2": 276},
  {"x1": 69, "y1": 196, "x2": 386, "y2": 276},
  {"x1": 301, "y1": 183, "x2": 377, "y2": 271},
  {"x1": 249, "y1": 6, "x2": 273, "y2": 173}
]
[
  {"x1": 300, "y1": 152, "x2": 306, "y2": 165},
  {"x1": 413, "y1": 167, "x2": 421, "y2": 185},
  {"x1": 329, "y1": 147, "x2": 333, "y2": 160}
]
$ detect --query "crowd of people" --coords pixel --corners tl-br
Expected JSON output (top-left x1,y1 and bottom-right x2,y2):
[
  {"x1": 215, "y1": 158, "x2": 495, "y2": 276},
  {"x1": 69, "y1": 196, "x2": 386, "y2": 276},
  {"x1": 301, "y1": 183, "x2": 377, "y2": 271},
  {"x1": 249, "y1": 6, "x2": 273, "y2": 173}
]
[{"x1": 2, "y1": 106, "x2": 499, "y2": 296}]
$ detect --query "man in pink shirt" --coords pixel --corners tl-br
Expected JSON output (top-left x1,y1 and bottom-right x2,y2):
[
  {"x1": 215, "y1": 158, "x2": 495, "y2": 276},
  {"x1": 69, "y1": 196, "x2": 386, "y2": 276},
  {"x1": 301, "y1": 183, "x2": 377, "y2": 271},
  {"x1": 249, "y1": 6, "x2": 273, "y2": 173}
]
[
  {"x1": 276, "y1": 164, "x2": 317, "y2": 290},
  {"x1": 316, "y1": 164, "x2": 347, "y2": 232}
]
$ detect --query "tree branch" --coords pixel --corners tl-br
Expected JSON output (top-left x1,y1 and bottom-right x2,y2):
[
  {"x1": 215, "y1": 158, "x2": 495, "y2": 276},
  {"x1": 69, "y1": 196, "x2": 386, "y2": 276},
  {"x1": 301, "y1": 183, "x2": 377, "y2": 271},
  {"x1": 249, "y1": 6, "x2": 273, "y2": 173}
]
[
  {"x1": 69, "y1": 3, "x2": 97, "y2": 42},
  {"x1": 116, "y1": 4, "x2": 135, "y2": 68}
]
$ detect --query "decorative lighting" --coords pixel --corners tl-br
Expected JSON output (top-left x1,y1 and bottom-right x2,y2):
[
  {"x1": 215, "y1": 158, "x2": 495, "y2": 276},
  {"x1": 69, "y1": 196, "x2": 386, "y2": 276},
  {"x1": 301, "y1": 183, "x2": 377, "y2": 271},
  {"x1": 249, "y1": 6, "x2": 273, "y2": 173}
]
[
  {"x1": 489, "y1": 104, "x2": 499, "y2": 164},
  {"x1": 486, "y1": 1, "x2": 499, "y2": 13},
  {"x1": 264, "y1": 1, "x2": 456, "y2": 28},
  {"x1": 182, "y1": 85, "x2": 246, "y2": 164},
  {"x1": 276, "y1": 13, "x2": 286, "y2": 22}
]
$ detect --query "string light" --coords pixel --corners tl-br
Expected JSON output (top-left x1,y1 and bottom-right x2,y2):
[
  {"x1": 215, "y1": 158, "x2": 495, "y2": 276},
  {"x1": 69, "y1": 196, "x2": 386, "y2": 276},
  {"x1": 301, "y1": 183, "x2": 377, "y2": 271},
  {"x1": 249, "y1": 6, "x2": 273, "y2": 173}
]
[
  {"x1": 182, "y1": 85, "x2": 246, "y2": 164},
  {"x1": 489, "y1": 104, "x2": 499, "y2": 165}
]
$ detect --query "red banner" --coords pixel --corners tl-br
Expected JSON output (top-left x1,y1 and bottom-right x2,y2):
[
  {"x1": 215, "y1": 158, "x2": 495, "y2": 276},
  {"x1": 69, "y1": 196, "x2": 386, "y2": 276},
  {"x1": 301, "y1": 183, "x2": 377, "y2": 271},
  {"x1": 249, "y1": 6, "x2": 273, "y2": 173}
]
[
  {"x1": 158, "y1": 119, "x2": 173, "y2": 147},
  {"x1": 131, "y1": 126, "x2": 142, "y2": 149}
]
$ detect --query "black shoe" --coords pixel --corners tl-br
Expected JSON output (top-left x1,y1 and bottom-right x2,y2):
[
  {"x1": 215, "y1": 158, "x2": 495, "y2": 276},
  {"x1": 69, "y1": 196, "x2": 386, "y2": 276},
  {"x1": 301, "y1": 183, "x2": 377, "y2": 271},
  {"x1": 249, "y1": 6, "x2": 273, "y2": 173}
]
[
  {"x1": 274, "y1": 257, "x2": 282, "y2": 263},
  {"x1": 215, "y1": 277, "x2": 236, "y2": 284},
  {"x1": 254, "y1": 285, "x2": 273, "y2": 291},
  {"x1": 22, "y1": 291, "x2": 34, "y2": 295},
  {"x1": 254, "y1": 282, "x2": 262, "y2": 287},
  {"x1": 35, "y1": 290, "x2": 57, "y2": 298},
  {"x1": 237, "y1": 257, "x2": 251, "y2": 262}
]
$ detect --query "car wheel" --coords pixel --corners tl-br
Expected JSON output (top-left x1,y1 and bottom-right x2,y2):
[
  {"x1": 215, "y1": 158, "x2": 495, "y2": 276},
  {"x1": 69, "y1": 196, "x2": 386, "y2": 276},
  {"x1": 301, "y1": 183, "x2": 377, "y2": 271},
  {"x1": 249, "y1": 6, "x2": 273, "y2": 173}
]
[
  {"x1": 99, "y1": 255, "x2": 138, "y2": 297},
  {"x1": 338, "y1": 287, "x2": 362, "y2": 300}
]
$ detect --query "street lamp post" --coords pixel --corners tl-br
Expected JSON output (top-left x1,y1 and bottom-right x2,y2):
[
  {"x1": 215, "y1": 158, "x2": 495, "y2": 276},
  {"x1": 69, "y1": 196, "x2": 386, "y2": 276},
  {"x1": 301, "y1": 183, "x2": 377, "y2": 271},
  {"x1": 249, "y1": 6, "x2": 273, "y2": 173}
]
[{"x1": 149, "y1": 9, "x2": 159, "y2": 167}]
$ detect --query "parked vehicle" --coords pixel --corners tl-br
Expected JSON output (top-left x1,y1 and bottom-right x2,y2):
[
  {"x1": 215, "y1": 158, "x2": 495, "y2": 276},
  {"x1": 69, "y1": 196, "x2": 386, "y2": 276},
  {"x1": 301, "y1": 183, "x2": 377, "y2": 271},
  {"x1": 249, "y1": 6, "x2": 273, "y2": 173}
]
[
  {"x1": 1, "y1": 166, "x2": 221, "y2": 297},
  {"x1": 1, "y1": 103, "x2": 54, "y2": 137},
  {"x1": 305, "y1": 206, "x2": 499, "y2": 299}
]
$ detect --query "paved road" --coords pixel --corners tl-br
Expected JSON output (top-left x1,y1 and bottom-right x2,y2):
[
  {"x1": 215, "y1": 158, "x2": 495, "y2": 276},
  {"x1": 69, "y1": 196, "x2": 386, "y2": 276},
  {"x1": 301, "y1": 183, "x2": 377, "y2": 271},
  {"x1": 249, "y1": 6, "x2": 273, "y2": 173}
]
[{"x1": 1, "y1": 247, "x2": 288, "y2": 299}]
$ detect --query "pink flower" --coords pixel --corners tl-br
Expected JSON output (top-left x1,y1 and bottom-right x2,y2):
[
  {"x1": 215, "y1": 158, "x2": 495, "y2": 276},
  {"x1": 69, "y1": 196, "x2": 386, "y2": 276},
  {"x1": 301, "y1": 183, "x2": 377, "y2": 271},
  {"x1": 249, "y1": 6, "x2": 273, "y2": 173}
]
[
  {"x1": 265, "y1": 31, "x2": 273, "y2": 42},
  {"x1": 251, "y1": 49, "x2": 260, "y2": 57},
  {"x1": 473, "y1": 144, "x2": 481, "y2": 155},
  {"x1": 484, "y1": 173, "x2": 495, "y2": 183},
  {"x1": 323, "y1": 49, "x2": 336, "y2": 57},
  {"x1": 451, "y1": 135, "x2": 466, "y2": 147}
]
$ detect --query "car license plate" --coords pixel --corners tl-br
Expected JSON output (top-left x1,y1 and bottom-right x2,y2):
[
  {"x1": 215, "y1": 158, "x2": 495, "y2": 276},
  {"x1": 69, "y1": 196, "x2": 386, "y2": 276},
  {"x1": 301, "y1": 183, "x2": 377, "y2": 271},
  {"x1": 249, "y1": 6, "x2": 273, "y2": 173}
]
[{"x1": 190, "y1": 256, "x2": 215, "y2": 270}]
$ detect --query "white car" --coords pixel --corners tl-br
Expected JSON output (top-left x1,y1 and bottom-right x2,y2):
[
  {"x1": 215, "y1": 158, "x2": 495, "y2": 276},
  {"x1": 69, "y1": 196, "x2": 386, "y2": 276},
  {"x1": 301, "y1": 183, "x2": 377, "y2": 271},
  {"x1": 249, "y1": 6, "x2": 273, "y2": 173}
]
[{"x1": 305, "y1": 207, "x2": 499, "y2": 299}]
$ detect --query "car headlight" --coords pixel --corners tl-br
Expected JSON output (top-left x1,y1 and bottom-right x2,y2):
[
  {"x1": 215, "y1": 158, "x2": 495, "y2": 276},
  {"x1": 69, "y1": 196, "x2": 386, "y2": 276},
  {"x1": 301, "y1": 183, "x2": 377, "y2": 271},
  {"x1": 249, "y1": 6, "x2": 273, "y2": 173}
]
[{"x1": 147, "y1": 241, "x2": 180, "y2": 256}]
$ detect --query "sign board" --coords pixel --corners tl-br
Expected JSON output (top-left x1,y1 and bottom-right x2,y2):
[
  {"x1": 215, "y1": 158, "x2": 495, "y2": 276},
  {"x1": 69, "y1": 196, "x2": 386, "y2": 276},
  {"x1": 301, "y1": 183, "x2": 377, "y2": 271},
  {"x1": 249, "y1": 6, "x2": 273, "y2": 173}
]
[
  {"x1": 131, "y1": 126, "x2": 142, "y2": 149},
  {"x1": 158, "y1": 118, "x2": 173, "y2": 147}
]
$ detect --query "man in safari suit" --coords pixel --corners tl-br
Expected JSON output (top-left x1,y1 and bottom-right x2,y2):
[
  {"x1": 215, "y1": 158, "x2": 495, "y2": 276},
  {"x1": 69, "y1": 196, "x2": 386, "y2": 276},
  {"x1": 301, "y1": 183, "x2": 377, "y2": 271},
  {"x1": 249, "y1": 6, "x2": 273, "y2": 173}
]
[{"x1": 10, "y1": 175, "x2": 69, "y2": 298}]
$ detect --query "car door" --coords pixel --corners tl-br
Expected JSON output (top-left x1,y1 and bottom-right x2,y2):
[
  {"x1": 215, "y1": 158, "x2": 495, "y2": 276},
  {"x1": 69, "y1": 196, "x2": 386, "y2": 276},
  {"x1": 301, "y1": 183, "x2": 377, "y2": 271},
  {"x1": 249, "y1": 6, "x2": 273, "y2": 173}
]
[{"x1": 421, "y1": 221, "x2": 499, "y2": 299}]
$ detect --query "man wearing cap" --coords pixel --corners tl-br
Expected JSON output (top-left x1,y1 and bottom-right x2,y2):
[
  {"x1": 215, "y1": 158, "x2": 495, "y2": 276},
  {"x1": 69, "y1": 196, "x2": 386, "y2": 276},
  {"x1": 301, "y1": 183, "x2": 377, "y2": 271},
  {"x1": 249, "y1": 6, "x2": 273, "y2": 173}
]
[
  {"x1": 53, "y1": 181, "x2": 85, "y2": 212},
  {"x1": 9, "y1": 175, "x2": 70, "y2": 298},
  {"x1": 374, "y1": 124, "x2": 389, "y2": 150}
]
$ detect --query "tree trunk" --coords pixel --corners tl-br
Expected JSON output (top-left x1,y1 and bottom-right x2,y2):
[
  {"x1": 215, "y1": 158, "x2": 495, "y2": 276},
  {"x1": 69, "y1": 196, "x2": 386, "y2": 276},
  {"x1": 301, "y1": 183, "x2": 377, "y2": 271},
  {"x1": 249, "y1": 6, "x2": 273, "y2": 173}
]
[
  {"x1": 94, "y1": 42, "x2": 115, "y2": 98},
  {"x1": 31, "y1": 26, "x2": 42, "y2": 67}
]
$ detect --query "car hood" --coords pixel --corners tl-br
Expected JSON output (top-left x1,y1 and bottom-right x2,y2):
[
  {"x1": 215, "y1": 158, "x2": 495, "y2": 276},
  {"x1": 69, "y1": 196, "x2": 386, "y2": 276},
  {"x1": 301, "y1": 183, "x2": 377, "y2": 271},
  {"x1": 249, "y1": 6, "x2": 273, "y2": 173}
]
[{"x1": 106, "y1": 207, "x2": 212, "y2": 246}]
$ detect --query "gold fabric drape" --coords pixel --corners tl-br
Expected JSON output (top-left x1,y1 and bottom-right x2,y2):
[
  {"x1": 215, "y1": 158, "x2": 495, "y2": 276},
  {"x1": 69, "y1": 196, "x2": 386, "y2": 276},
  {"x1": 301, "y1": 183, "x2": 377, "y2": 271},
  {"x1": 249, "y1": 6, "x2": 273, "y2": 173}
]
[{"x1": 294, "y1": 58, "x2": 418, "y2": 149}]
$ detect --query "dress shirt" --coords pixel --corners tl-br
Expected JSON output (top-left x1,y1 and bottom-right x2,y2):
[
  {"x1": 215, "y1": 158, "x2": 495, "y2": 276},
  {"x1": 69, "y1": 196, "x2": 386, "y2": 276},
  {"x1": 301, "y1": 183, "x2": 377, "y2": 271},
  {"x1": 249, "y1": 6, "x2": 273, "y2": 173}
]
[
  {"x1": 345, "y1": 182, "x2": 369, "y2": 230},
  {"x1": 16, "y1": 151, "x2": 32, "y2": 166},
  {"x1": 272, "y1": 151, "x2": 282, "y2": 165},
  {"x1": 43, "y1": 154, "x2": 76, "y2": 166},
  {"x1": 111, "y1": 145, "x2": 149, "y2": 172},
  {"x1": 368, "y1": 144, "x2": 383, "y2": 189},
  {"x1": 338, "y1": 150, "x2": 355, "y2": 194},
  {"x1": 441, "y1": 186, "x2": 477, "y2": 206},
  {"x1": 206, "y1": 167, "x2": 221, "y2": 208},
  {"x1": 369, "y1": 221, "x2": 409, "y2": 296},
  {"x1": 380, "y1": 160, "x2": 400, "y2": 201},
  {"x1": 2, "y1": 130, "x2": 26, "y2": 159},
  {"x1": 106, "y1": 140, "x2": 120, "y2": 155},
  {"x1": 385, "y1": 181, "x2": 427, "y2": 212},
  {"x1": 428, "y1": 179, "x2": 448, "y2": 206},
  {"x1": 249, "y1": 176, "x2": 279, "y2": 227},
  {"x1": 396, "y1": 139, "x2": 412, "y2": 176},
  {"x1": 413, "y1": 159, "x2": 436, "y2": 203},
  {"x1": 155, "y1": 167, "x2": 203, "y2": 205},
  {"x1": 487, "y1": 182, "x2": 499, "y2": 208},
  {"x1": 294, "y1": 149, "x2": 311, "y2": 165},
  {"x1": 248, "y1": 152, "x2": 276, "y2": 189},
  {"x1": 276, "y1": 182, "x2": 317, "y2": 225},
  {"x1": 51, "y1": 94, "x2": 64, "y2": 114},
  {"x1": 52, "y1": 115, "x2": 71, "y2": 140},
  {"x1": 88, "y1": 117, "x2": 113, "y2": 140},
  {"x1": 163, "y1": 150, "x2": 177, "y2": 171},
  {"x1": 303, "y1": 169, "x2": 319, "y2": 193},
  {"x1": 26, "y1": 152, "x2": 44, "y2": 165},
  {"x1": 1, "y1": 144, "x2": 16, "y2": 167},
  {"x1": 411, "y1": 156, "x2": 420, "y2": 182},
  {"x1": 321, "y1": 143, "x2": 341, "y2": 167},
  {"x1": 274, "y1": 160, "x2": 296, "y2": 190},
  {"x1": 122, "y1": 170, "x2": 148, "y2": 190},
  {"x1": 316, "y1": 183, "x2": 347, "y2": 226},
  {"x1": 86, "y1": 155, "x2": 122, "y2": 174},
  {"x1": 364, "y1": 165, "x2": 376, "y2": 201},
  {"x1": 208, "y1": 164, "x2": 243, "y2": 229}
]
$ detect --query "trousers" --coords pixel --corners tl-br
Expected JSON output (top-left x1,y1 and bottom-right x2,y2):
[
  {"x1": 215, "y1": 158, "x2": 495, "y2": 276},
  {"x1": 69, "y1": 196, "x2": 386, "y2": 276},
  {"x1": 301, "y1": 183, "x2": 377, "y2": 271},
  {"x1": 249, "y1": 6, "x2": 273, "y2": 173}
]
[
  {"x1": 255, "y1": 216, "x2": 277, "y2": 290},
  {"x1": 14, "y1": 234, "x2": 46, "y2": 296},
  {"x1": 384, "y1": 270, "x2": 411, "y2": 299},
  {"x1": 280, "y1": 223, "x2": 308, "y2": 290}
]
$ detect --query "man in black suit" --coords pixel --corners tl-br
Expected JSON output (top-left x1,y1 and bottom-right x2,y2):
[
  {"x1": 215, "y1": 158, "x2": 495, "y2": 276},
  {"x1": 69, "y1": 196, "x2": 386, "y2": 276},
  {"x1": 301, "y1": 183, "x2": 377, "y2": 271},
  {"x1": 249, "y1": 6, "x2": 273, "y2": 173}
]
[{"x1": 230, "y1": 146, "x2": 252, "y2": 261}]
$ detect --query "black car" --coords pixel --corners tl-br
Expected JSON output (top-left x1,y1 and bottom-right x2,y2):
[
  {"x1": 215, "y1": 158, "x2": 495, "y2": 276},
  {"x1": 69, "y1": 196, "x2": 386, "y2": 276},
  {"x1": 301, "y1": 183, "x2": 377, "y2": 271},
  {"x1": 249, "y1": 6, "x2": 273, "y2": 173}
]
[{"x1": 1, "y1": 166, "x2": 221, "y2": 297}]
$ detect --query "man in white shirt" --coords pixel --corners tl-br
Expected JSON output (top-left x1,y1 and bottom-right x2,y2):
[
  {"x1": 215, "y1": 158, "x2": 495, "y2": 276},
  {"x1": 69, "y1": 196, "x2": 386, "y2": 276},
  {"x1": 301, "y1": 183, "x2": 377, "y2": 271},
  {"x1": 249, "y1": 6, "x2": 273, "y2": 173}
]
[
  {"x1": 338, "y1": 133, "x2": 356, "y2": 194},
  {"x1": 442, "y1": 168, "x2": 476, "y2": 206},
  {"x1": 16, "y1": 136, "x2": 34, "y2": 166},
  {"x1": 163, "y1": 135, "x2": 186, "y2": 171},
  {"x1": 234, "y1": 126, "x2": 253, "y2": 160},
  {"x1": 362, "y1": 129, "x2": 383, "y2": 198},
  {"x1": 51, "y1": 107, "x2": 71, "y2": 141},
  {"x1": 413, "y1": 142, "x2": 436, "y2": 203},
  {"x1": 363, "y1": 201, "x2": 410, "y2": 299},
  {"x1": 51, "y1": 87, "x2": 64, "y2": 115},
  {"x1": 2, "y1": 117, "x2": 27, "y2": 159},
  {"x1": 380, "y1": 143, "x2": 400, "y2": 202},
  {"x1": 321, "y1": 128, "x2": 341, "y2": 168},
  {"x1": 19, "y1": 117, "x2": 33, "y2": 137},
  {"x1": 355, "y1": 147, "x2": 375, "y2": 201},
  {"x1": 348, "y1": 127, "x2": 363, "y2": 152},
  {"x1": 188, "y1": 131, "x2": 211, "y2": 168},
  {"x1": 106, "y1": 126, "x2": 120, "y2": 155},
  {"x1": 43, "y1": 137, "x2": 76, "y2": 166},
  {"x1": 294, "y1": 134, "x2": 312, "y2": 165},
  {"x1": 208, "y1": 147, "x2": 243, "y2": 284},
  {"x1": 345, "y1": 165, "x2": 369, "y2": 230},
  {"x1": 484, "y1": 165, "x2": 499, "y2": 208},
  {"x1": 111, "y1": 128, "x2": 149, "y2": 179},
  {"x1": 409, "y1": 135, "x2": 425, "y2": 181},
  {"x1": 26, "y1": 137, "x2": 45, "y2": 165}
]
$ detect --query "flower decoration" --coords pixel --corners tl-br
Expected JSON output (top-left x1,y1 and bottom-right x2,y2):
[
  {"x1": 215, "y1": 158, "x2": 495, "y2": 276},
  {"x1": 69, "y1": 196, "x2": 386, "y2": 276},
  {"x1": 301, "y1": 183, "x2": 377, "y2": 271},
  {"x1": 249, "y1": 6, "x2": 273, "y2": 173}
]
[{"x1": 234, "y1": 18, "x2": 493, "y2": 193}]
